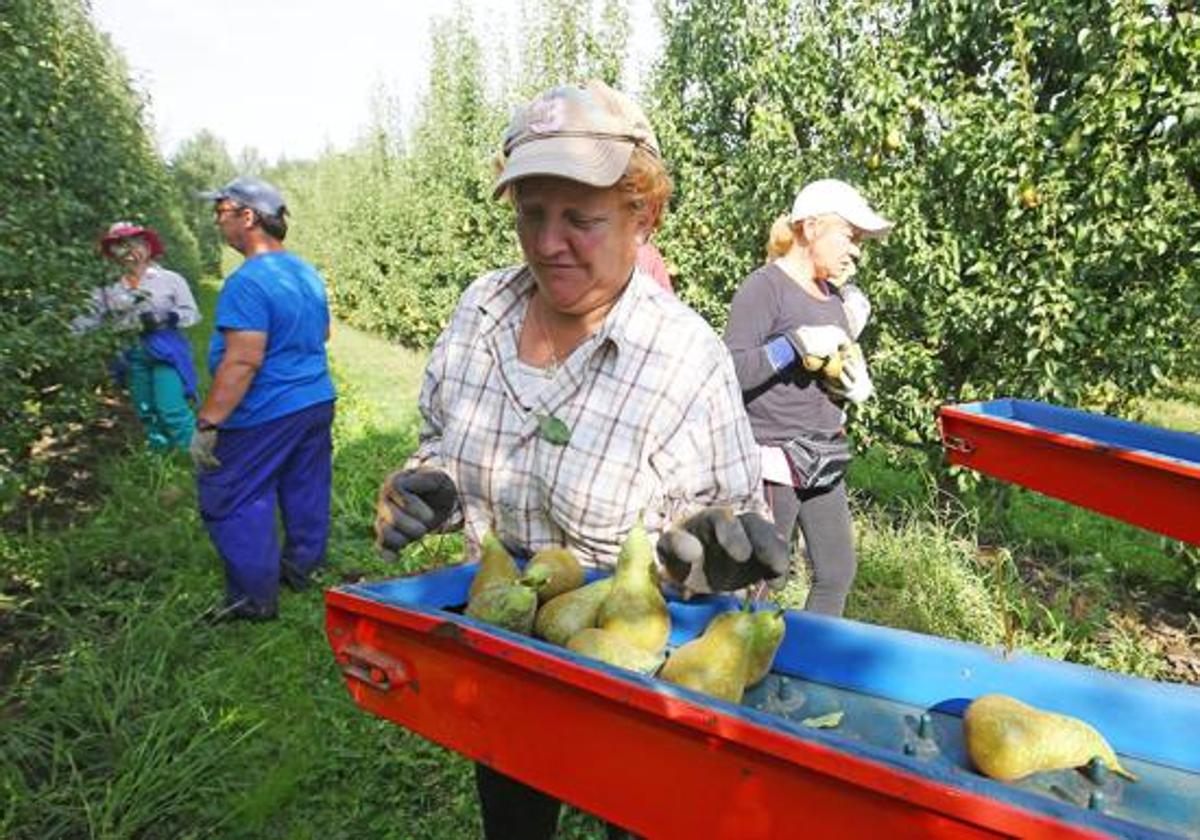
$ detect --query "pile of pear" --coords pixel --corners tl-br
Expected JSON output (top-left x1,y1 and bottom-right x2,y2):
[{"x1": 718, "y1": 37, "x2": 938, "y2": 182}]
[
  {"x1": 658, "y1": 601, "x2": 785, "y2": 704},
  {"x1": 463, "y1": 523, "x2": 787, "y2": 704},
  {"x1": 536, "y1": 520, "x2": 672, "y2": 674},
  {"x1": 462, "y1": 525, "x2": 666, "y2": 664},
  {"x1": 462, "y1": 531, "x2": 545, "y2": 634}
]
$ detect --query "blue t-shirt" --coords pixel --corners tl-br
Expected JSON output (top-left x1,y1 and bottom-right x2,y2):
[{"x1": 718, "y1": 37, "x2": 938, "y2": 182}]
[{"x1": 209, "y1": 251, "x2": 336, "y2": 428}]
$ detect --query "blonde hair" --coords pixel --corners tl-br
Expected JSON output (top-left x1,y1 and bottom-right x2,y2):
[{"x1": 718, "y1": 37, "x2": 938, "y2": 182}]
[
  {"x1": 766, "y1": 212, "x2": 846, "y2": 260},
  {"x1": 616, "y1": 147, "x2": 673, "y2": 231},
  {"x1": 766, "y1": 214, "x2": 795, "y2": 260}
]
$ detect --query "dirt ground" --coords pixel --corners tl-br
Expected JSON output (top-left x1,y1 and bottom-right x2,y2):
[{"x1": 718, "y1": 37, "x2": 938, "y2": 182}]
[
  {"x1": 1131, "y1": 606, "x2": 1200, "y2": 685},
  {"x1": 1015, "y1": 554, "x2": 1200, "y2": 686}
]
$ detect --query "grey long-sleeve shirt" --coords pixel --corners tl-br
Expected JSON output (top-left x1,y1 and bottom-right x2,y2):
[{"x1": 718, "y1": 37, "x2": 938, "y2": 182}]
[
  {"x1": 722, "y1": 262, "x2": 849, "y2": 444},
  {"x1": 72, "y1": 265, "x2": 201, "y2": 333}
]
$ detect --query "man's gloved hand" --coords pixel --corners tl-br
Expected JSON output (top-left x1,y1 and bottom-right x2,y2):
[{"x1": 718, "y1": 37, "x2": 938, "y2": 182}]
[
  {"x1": 790, "y1": 324, "x2": 851, "y2": 373},
  {"x1": 374, "y1": 469, "x2": 458, "y2": 558},
  {"x1": 658, "y1": 507, "x2": 790, "y2": 598},
  {"x1": 190, "y1": 426, "x2": 220, "y2": 470},
  {"x1": 823, "y1": 343, "x2": 874, "y2": 404}
]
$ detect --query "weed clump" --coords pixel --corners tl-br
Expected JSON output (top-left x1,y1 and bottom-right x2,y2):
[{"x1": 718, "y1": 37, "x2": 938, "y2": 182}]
[{"x1": 840, "y1": 509, "x2": 1004, "y2": 644}]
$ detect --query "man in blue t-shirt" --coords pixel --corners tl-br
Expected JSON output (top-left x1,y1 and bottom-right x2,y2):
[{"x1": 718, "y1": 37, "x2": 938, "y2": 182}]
[{"x1": 193, "y1": 176, "x2": 337, "y2": 622}]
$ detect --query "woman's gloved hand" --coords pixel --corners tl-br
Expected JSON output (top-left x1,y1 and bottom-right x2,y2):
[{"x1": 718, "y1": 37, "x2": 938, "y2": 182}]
[
  {"x1": 840, "y1": 284, "x2": 871, "y2": 340},
  {"x1": 139, "y1": 309, "x2": 180, "y2": 332},
  {"x1": 657, "y1": 507, "x2": 790, "y2": 598},
  {"x1": 791, "y1": 324, "x2": 850, "y2": 358},
  {"x1": 823, "y1": 343, "x2": 874, "y2": 405},
  {"x1": 374, "y1": 469, "x2": 458, "y2": 558},
  {"x1": 789, "y1": 324, "x2": 851, "y2": 373}
]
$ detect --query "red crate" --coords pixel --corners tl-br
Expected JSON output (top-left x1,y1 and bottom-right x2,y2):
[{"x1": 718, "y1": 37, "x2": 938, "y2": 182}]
[{"x1": 938, "y1": 399, "x2": 1200, "y2": 546}]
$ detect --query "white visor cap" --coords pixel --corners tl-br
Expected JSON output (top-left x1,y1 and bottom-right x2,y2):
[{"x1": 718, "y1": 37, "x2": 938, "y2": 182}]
[{"x1": 789, "y1": 179, "x2": 893, "y2": 238}]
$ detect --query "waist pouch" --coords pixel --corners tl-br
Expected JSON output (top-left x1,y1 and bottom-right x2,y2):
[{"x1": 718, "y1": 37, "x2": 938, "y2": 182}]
[{"x1": 781, "y1": 430, "x2": 852, "y2": 491}]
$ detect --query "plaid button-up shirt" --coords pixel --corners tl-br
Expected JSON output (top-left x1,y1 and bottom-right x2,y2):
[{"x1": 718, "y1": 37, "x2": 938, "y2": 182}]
[{"x1": 408, "y1": 265, "x2": 766, "y2": 569}]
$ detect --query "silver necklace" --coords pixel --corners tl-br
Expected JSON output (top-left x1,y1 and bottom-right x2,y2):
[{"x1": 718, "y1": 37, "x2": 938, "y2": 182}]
[
  {"x1": 531, "y1": 294, "x2": 560, "y2": 376},
  {"x1": 528, "y1": 294, "x2": 571, "y2": 445}
]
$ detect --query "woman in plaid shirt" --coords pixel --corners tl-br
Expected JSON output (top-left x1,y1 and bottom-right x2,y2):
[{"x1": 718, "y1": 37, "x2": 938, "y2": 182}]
[{"x1": 373, "y1": 80, "x2": 789, "y2": 840}]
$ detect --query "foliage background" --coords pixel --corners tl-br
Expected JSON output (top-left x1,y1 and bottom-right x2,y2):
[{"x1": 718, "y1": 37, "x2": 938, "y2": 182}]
[
  {"x1": 5, "y1": 0, "x2": 1198, "y2": 515},
  {"x1": 168, "y1": 130, "x2": 236, "y2": 275},
  {"x1": 0, "y1": 0, "x2": 200, "y2": 513},
  {"x1": 2, "y1": 3, "x2": 1198, "y2": 836},
  {"x1": 285, "y1": 0, "x2": 1200, "y2": 457}
]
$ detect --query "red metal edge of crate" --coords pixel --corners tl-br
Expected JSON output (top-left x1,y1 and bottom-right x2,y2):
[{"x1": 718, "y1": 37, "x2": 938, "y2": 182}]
[
  {"x1": 326, "y1": 589, "x2": 1117, "y2": 840},
  {"x1": 938, "y1": 405, "x2": 1200, "y2": 546}
]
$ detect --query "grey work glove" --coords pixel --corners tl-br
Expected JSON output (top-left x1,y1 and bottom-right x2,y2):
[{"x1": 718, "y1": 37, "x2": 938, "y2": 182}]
[
  {"x1": 190, "y1": 427, "x2": 220, "y2": 470},
  {"x1": 374, "y1": 469, "x2": 458, "y2": 558},
  {"x1": 658, "y1": 507, "x2": 790, "y2": 598}
]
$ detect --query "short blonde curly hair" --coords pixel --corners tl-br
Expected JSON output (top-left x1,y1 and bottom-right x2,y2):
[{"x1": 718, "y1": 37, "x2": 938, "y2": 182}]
[{"x1": 616, "y1": 146, "x2": 673, "y2": 231}]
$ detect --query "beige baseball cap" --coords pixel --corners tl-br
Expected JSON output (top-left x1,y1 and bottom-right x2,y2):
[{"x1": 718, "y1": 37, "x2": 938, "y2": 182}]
[
  {"x1": 789, "y1": 179, "x2": 894, "y2": 238},
  {"x1": 493, "y1": 80, "x2": 660, "y2": 198}
]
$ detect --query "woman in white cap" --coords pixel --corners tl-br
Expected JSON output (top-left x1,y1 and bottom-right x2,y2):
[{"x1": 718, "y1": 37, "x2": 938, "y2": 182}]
[
  {"x1": 372, "y1": 80, "x2": 789, "y2": 839},
  {"x1": 73, "y1": 222, "x2": 201, "y2": 450},
  {"x1": 723, "y1": 178, "x2": 893, "y2": 617}
]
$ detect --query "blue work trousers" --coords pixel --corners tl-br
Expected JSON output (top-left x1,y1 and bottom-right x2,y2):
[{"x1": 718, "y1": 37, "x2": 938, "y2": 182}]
[{"x1": 197, "y1": 400, "x2": 335, "y2": 610}]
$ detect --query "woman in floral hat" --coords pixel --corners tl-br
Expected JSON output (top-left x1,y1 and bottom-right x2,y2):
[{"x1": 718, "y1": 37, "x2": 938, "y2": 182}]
[{"x1": 74, "y1": 222, "x2": 201, "y2": 450}]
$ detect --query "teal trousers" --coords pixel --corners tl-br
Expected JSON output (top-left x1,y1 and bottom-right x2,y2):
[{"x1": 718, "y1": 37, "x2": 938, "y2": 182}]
[{"x1": 126, "y1": 345, "x2": 194, "y2": 450}]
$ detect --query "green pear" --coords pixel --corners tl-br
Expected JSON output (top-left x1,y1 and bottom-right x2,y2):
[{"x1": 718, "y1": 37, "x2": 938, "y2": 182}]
[
  {"x1": 745, "y1": 607, "x2": 786, "y2": 687},
  {"x1": 464, "y1": 578, "x2": 539, "y2": 635},
  {"x1": 468, "y1": 530, "x2": 519, "y2": 602},
  {"x1": 534, "y1": 577, "x2": 614, "y2": 646},
  {"x1": 596, "y1": 520, "x2": 670, "y2": 654},
  {"x1": 963, "y1": 694, "x2": 1137, "y2": 782},
  {"x1": 566, "y1": 628, "x2": 665, "y2": 675},
  {"x1": 524, "y1": 546, "x2": 586, "y2": 603},
  {"x1": 660, "y1": 607, "x2": 756, "y2": 704}
]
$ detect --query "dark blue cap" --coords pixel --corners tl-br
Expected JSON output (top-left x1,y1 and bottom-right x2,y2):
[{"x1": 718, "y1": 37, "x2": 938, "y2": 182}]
[{"x1": 199, "y1": 176, "x2": 287, "y2": 217}]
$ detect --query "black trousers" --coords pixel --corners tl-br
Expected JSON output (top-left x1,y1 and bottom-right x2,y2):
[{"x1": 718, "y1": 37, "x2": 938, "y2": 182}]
[
  {"x1": 474, "y1": 764, "x2": 640, "y2": 839},
  {"x1": 765, "y1": 478, "x2": 857, "y2": 616}
]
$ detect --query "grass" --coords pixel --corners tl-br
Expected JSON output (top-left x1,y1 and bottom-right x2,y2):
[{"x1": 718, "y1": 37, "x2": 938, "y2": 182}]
[
  {"x1": 1, "y1": 277, "x2": 619, "y2": 840},
  {"x1": 1136, "y1": 380, "x2": 1200, "y2": 434},
  {"x1": 328, "y1": 321, "x2": 427, "y2": 433},
  {"x1": 847, "y1": 509, "x2": 1006, "y2": 644},
  {"x1": 2, "y1": 276, "x2": 1197, "y2": 838},
  {"x1": 4, "y1": 285, "x2": 447, "y2": 839}
]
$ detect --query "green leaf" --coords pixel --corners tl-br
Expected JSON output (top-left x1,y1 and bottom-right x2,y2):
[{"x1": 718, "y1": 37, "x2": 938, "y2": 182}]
[
  {"x1": 801, "y1": 711, "x2": 844, "y2": 729},
  {"x1": 537, "y1": 414, "x2": 571, "y2": 446}
]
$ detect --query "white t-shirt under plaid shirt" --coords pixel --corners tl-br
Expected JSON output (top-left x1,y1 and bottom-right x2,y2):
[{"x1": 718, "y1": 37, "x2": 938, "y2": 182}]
[{"x1": 407, "y1": 265, "x2": 767, "y2": 570}]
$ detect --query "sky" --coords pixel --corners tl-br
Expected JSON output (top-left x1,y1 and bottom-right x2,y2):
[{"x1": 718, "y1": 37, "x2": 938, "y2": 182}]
[{"x1": 89, "y1": 0, "x2": 660, "y2": 165}]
